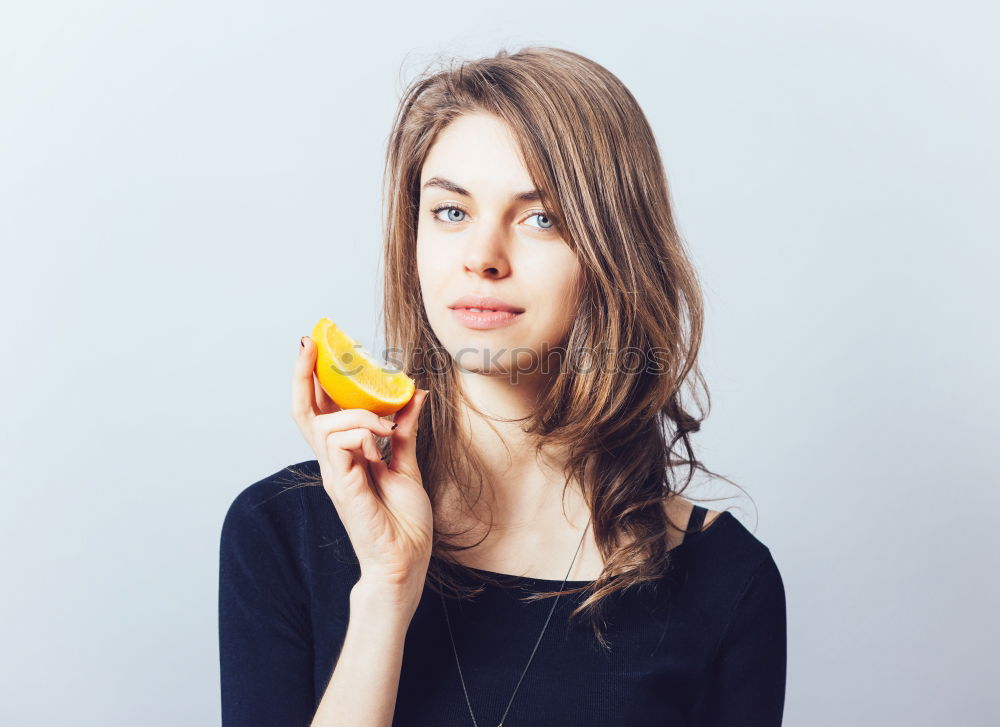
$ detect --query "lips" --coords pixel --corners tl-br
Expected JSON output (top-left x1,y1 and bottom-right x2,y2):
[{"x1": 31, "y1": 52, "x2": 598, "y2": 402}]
[
  {"x1": 449, "y1": 307, "x2": 522, "y2": 330},
  {"x1": 448, "y1": 295, "x2": 525, "y2": 313}
]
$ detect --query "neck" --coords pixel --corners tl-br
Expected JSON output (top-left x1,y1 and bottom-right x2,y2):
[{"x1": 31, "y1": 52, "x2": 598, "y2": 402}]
[{"x1": 441, "y1": 367, "x2": 586, "y2": 534}]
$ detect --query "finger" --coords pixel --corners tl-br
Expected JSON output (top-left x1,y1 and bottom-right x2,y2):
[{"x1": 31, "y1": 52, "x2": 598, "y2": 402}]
[
  {"x1": 366, "y1": 459, "x2": 390, "y2": 502},
  {"x1": 313, "y1": 372, "x2": 341, "y2": 414},
  {"x1": 387, "y1": 388, "x2": 429, "y2": 481},
  {"x1": 336, "y1": 431, "x2": 387, "y2": 505},
  {"x1": 317, "y1": 451, "x2": 373, "y2": 512},
  {"x1": 291, "y1": 335, "x2": 318, "y2": 421},
  {"x1": 361, "y1": 430, "x2": 383, "y2": 464},
  {"x1": 325, "y1": 427, "x2": 379, "y2": 476},
  {"x1": 313, "y1": 408, "x2": 396, "y2": 440}
]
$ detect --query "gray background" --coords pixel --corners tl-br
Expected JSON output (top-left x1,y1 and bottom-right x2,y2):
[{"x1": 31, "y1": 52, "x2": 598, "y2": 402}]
[{"x1": 2, "y1": 1, "x2": 997, "y2": 724}]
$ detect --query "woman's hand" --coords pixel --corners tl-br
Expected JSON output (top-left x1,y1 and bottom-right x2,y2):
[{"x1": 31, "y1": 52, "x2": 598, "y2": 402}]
[{"x1": 291, "y1": 335, "x2": 431, "y2": 611}]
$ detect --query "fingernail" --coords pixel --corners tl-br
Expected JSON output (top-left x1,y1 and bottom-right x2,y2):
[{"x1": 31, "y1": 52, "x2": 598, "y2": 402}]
[
  {"x1": 300, "y1": 336, "x2": 307, "y2": 348},
  {"x1": 391, "y1": 423, "x2": 398, "y2": 430}
]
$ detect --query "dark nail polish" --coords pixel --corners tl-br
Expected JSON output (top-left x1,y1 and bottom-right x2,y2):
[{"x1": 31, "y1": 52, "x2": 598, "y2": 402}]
[
  {"x1": 300, "y1": 336, "x2": 306, "y2": 347},
  {"x1": 391, "y1": 423, "x2": 398, "y2": 430}
]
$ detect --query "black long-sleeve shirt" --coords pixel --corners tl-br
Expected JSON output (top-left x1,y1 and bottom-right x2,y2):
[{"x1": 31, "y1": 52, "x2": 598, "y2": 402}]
[{"x1": 219, "y1": 460, "x2": 786, "y2": 726}]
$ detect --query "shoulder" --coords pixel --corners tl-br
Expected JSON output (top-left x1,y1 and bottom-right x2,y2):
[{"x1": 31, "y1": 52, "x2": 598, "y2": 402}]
[
  {"x1": 223, "y1": 459, "x2": 315, "y2": 519},
  {"x1": 218, "y1": 462, "x2": 325, "y2": 630},
  {"x1": 702, "y1": 507, "x2": 777, "y2": 574},
  {"x1": 220, "y1": 459, "x2": 323, "y2": 552},
  {"x1": 662, "y1": 497, "x2": 725, "y2": 551},
  {"x1": 670, "y1": 498, "x2": 771, "y2": 554},
  {"x1": 702, "y1": 508, "x2": 724, "y2": 528},
  {"x1": 667, "y1": 499, "x2": 784, "y2": 606}
]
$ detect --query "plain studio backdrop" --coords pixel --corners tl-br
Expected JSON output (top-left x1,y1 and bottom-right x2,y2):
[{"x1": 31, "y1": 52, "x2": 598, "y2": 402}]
[{"x1": 1, "y1": 1, "x2": 997, "y2": 725}]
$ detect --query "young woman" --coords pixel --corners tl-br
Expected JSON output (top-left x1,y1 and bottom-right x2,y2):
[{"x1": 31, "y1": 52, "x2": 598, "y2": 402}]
[{"x1": 220, "y1": 46, "x2": 786, "y2": 727}]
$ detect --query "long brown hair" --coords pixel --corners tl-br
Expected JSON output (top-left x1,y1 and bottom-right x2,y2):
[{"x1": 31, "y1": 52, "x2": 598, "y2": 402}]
[{"x1": 294, "y1": 45, "x2": 741, "y2": 650}]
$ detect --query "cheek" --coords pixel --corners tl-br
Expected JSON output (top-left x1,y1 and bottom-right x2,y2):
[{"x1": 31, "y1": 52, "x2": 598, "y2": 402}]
[
  {"x1": 415, "y1": 236, "x2": 442, "y2": 296},
  {"x1": 416, "y1": 229, "x2": 452, "y2": 273},
  {"x1": 527, "y1": 253, "x2": 581, "y2": 334},
  {"x1": 531, "y1": 249, "x2": 581, "y2": 300},
  {"x1": 415, "y1": 239, "x2": 428, "y2": 287},
  {"x1": 415, "y1": 236, "x2": 457, "y2": 331}
]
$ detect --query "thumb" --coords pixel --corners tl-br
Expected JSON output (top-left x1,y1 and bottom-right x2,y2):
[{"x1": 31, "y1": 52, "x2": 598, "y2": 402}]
[{"x1": 387, "y1": 388, "x2": 429, "y2": 480}]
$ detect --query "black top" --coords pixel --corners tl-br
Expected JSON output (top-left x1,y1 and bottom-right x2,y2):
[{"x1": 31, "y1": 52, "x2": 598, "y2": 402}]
[{"x1": 219, "y1": 460, "x2": 786, "y2": 726}]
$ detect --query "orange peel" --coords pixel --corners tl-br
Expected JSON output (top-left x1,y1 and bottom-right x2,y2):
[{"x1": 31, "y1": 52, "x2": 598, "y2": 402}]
[{"x1": 310, "y1": 317, "x2": 415, "y2": 416}]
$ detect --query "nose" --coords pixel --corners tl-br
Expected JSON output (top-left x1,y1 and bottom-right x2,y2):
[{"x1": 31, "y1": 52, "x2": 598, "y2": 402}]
[{"x1": 462, "y1": 217, "x2": 510, "y2": 278}]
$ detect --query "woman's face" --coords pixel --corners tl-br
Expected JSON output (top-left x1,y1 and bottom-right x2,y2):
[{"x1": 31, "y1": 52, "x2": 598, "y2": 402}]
[{"x1": 416, "y1": 112, "x2": 581, "y2": 380}]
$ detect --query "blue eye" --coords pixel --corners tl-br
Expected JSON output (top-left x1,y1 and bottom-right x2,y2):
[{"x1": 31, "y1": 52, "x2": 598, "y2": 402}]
[
  {"x1": 431, "y1": 205, "x2": 467, "y2": 223},
  {"x1": 428, "y1": 205, "x2": 558, "y2": 233},
  {"x1": 527, "y1": 212, "x2": 554, "y2": 230}
]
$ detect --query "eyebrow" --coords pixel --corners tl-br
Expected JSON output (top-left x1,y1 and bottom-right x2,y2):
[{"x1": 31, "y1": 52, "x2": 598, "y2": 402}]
[{"x1": 421, "y1": 176, "x2": 542, "y2": 203}]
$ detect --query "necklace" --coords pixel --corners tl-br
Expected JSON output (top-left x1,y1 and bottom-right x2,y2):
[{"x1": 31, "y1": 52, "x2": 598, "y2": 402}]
[{"x1": 438, "y1": 515, "x2": 593, "y2": 727}]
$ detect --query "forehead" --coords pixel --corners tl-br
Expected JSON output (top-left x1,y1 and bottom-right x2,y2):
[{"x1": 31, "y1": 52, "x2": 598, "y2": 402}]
[{"x1": 419, "y1": 113, "x2": 536, "y2": 195}]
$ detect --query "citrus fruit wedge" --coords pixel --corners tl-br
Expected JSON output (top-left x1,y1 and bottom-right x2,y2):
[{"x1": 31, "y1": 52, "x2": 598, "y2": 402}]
[{"x1": 310, "y1": 317, "x2": 416, "y2": 416}]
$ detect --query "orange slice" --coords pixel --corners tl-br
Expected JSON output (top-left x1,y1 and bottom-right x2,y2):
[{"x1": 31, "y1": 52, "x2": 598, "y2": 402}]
[{"x1": 310, "y1": 317, "x2": 416, "y2": 416}]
